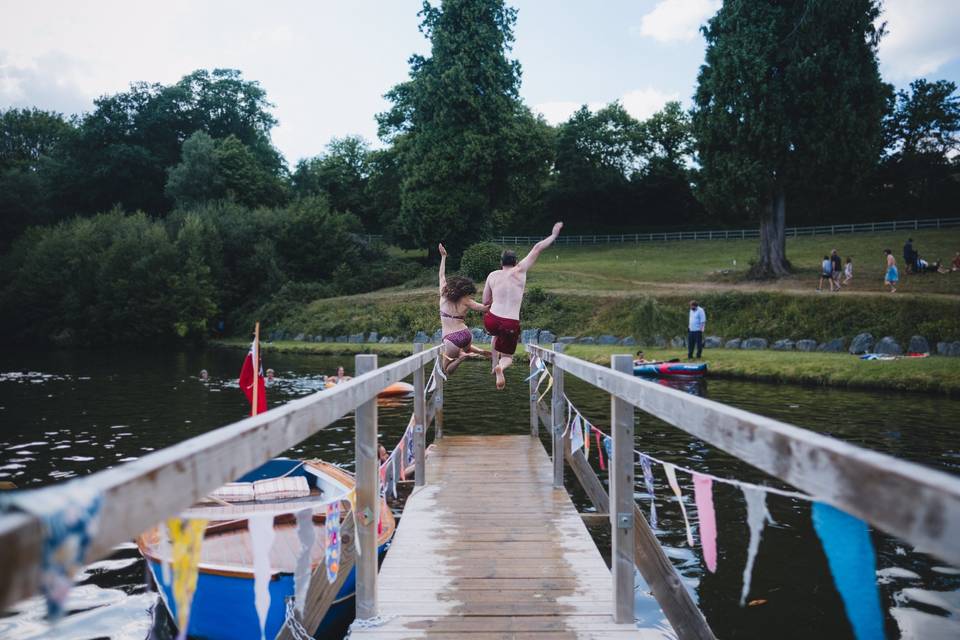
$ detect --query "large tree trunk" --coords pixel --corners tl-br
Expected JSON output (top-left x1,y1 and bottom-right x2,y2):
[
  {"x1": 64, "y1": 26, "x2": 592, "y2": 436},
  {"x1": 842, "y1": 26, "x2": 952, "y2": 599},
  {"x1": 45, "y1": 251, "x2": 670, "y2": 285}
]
[{"x1": 748, "y1": 190, "x2": 792, "y2": 279}]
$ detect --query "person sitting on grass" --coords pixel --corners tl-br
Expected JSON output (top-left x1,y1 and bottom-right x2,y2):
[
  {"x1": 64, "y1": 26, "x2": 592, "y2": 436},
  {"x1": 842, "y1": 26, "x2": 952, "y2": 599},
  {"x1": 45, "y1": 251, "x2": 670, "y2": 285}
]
[
  {"x1": 437, "y1": 243, "x2": 490, "y2": 376},
  {"x1": 843, "y1": 257, "x2": 854, "y2": 285}
]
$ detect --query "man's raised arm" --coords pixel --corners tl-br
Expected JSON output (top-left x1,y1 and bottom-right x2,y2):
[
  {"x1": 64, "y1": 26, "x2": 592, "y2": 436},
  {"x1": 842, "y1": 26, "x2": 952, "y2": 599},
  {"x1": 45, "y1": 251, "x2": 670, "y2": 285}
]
[{"x1": 518, "y1": 222, "x2": 563, "y2": 272}]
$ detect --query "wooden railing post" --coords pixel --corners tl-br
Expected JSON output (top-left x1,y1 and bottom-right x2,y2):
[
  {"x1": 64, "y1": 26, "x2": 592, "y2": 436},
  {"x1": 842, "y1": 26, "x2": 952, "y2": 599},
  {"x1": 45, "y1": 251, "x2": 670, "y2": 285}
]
[
  {"x1": 354, "y1": 353, "x2": 379, "y2": 620},
  {"x1": 413, "y1": 343, "x2": 426, "y2": 486},
  {"x1": 610, "y1": 354, "x2": 635, "y2": 623},
  {"x1": 551, "y1": 343, "x2": 566, "y2": 488},
  {"x1": 529, "y1": 340, "x2": 539, "y2": 438}
]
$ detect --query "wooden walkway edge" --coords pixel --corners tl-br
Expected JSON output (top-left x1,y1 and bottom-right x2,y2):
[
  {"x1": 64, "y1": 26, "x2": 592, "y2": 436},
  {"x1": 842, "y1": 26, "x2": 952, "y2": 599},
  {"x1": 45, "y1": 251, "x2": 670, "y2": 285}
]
[{"x1": 351, "y1": 435, "x2": 673, "y2": 639}]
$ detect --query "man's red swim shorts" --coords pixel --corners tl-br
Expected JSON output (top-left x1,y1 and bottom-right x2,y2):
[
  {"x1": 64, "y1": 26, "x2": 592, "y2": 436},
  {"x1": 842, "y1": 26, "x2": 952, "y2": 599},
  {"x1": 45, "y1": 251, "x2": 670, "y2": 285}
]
[{"x1": 483, "y1": 311, "x2": 521, "y2": 355}]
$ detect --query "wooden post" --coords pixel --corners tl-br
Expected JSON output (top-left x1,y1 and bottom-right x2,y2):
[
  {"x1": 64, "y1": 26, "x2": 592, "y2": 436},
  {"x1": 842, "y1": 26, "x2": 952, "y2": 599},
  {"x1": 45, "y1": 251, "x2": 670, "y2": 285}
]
[
  {"x1": 434, "y1": 368, "x2": 444, "y2": 441},
  {"x1": 551, "y1": 343, "x2": 565, "y2": 488},
  {"x1": 413, "y1": 343, "x2": 426, "y2": 486},
  {"x1": 529, "y1": 341, "x2": 539, "y2": 438},
  {"x1": 610, "y1": 354, "x2": 634, "y2": 623},
  {"x1": 354, "y1": 353, "x2": 378, "y2": 620},
  {"x1": 252, "y1": 321, "x2": 260, "y2": 416}
]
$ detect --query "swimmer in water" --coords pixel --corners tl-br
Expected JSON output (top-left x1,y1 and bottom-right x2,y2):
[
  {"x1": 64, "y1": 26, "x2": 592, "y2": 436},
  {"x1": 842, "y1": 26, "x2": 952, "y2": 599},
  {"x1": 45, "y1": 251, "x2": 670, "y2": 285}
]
[
  {"x1": 200, "y1": 369, "x2": 209, "y2": 381},
  {"x1": 265, "y1": 368, "x2": 275, "y2": 385}
]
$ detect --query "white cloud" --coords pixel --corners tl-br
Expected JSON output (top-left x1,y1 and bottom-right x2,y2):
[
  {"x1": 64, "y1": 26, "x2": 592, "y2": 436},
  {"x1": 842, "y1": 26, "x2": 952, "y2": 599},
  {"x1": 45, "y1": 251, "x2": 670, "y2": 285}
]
[
  {"x1": 620, "y1": 87, "x2": 681, "y2": 121},
  {"x1": 534, "y1": 87, "x2": 679, "y2": 125},
  {"x1": 635, "y1": 0, "x2": 720, "y2": 44},
  {"x1": 878, "y1": 0, "x2": 960, "y2": 81}
]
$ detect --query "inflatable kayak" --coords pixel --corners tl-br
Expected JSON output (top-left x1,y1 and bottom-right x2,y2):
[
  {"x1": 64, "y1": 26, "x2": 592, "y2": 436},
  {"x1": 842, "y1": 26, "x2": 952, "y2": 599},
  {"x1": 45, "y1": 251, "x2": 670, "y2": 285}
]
[
  {"x1": 634, "y1": 362, "x2": 707, "y2": 377},
  {"x1": 325, "y1": 379, "x2": 415, "y2": 397}
]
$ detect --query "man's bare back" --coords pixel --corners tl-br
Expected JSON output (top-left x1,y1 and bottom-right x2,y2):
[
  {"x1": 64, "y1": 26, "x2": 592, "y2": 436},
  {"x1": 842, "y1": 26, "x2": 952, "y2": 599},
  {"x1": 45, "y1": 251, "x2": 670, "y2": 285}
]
[{"x1": 482, "y1": 222, "x2": 563, "y2": 389}]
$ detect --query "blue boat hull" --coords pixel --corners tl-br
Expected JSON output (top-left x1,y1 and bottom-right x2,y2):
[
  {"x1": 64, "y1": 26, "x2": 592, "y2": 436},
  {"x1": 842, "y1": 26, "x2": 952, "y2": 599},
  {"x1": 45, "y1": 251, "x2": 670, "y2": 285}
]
[{"x1": 148, "y1": 543, "x2": 385, "y2": 640}]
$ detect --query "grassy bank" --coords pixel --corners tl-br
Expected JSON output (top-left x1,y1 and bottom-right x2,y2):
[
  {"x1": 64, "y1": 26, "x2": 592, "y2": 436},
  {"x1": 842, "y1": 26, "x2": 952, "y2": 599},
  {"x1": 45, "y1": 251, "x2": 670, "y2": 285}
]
[
  {"x1": 267, "y1": 288, "x2": 960, "y2": 347},
  {"x1": 212, "y1": 339, "x2": 960, "y2": 395}
]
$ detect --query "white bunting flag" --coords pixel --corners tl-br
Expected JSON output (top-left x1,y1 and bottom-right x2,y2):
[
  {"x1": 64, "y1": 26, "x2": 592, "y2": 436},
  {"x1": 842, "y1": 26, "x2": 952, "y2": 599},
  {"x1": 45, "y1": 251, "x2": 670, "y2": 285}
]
[
  {"x1": 249, "y1": 514, "x2": 276, "y2": 640},
  {"x1": 664, "y1": 463, "x2": 695, "y2": 547},
  {"x1": 740, "y1": 486, "x2": 773, "y2": 606}
]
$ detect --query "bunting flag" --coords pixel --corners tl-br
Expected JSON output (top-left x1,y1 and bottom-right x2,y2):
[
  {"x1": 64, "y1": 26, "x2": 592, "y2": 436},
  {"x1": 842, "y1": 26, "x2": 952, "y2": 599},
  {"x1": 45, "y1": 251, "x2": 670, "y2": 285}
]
[
  {"x1": 639, "y1": 455, "x2": 657, "y2": 529},
  {"x1": 293, "y1": 508, "x2": 315, "y2": 617},
  {"x1": 536, "y1": 366, "x2": 554, "y2": 403},
  {"x1": 569, "y1": 413, "x2": 584, "y2": 453},
  {"x1": 812, "y1": 503, "x2": 884, "y2": 640},
  {"x1": 693, "y1": 474, "x2": 718, "y2": 573},
  {"x1": 167, "y1": 517, "x2": 207, "y2": 640},
  {"x1": 398, "y1": 438, "x2": 407, "y2": 482},
  {"x1": 524, "y1": 355, "x2": 544, "y2": 381},
  {"x1": 582, "y1": 419, "x2": 590, "y2": 457},
  {"x1": 325, "y1": 501, "x2": 341, "y2": 583},
  {"x1": 594, "y1": 429, "x2": 605, "y2": 471},
  {"x1": 663, "y1": 463, "x2": 694, "y2": 547},
  {"x1": 603, "y1": 435, "x2": 612, "y2": 460},
  {"x1": 740, "y1": 486, "x2": 772, "y2": 606},
  {"x1": 1, "y1": 484, "x2": 104, "y2": 619},
  {"x1": 249, "y1": 513, "x2": 275, "y2": 640}
]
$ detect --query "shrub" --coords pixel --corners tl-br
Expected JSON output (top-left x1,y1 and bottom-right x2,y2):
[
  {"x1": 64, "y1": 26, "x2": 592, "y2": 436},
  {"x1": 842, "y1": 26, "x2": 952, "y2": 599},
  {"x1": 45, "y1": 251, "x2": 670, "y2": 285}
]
[{"x1": 460, "y1": 242, "x2": 502, "y2": 281}]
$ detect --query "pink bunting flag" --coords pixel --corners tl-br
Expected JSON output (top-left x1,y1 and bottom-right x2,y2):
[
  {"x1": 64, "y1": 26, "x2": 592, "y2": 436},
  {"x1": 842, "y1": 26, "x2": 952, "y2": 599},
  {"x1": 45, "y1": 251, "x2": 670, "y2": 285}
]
[
  {"x1": 693, "y1": 473, "x2": 718, "y2": 573},
  {"x1": 594, "y1": 429, "x2": 605, "y2": 471},
  {"x1": 664, "y1": 463, "x2": 694, "y2": 547}
]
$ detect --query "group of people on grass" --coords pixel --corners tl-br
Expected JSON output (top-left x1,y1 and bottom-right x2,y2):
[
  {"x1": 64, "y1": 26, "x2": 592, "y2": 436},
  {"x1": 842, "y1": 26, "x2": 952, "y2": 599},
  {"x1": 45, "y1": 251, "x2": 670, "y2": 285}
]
[
  {"x1": 817, "y1": 239, "x2": 959, "y2": 294},
  {"x1": 817, "y1": 249, "x2": 853, "y2": 292}
]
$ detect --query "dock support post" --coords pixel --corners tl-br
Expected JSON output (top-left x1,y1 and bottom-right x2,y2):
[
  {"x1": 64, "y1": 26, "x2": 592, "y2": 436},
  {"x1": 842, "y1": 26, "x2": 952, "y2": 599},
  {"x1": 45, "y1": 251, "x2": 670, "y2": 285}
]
[
  {"x1": 610, "y1": 354, "x2": 635, "y2": 623},
  {"x1": 354, "y1": 353, "x2": 379, "y2": 620},
  {"x1": 528, "y1": 339, "x2": 539, "y2": 438},
  {"x1": 413, "y1": 343, "x2": 426, "y2": 486},
  {"x1": 551, "y1": 342, "x2": 566, "y2": 488}
]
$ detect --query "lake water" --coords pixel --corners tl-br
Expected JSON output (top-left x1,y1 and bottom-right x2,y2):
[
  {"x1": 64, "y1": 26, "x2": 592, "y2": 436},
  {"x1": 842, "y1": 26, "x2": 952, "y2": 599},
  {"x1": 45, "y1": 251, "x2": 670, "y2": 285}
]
[{"x1": 0, "y1": 347, "x2": 958, "y2": 639}]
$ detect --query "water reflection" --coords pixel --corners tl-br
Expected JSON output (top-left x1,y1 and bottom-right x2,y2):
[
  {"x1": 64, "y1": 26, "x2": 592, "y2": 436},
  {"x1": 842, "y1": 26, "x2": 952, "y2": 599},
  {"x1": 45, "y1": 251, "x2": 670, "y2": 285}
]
[{"x1": 0, "y1": 348, "x2": 957, "y2": 639}]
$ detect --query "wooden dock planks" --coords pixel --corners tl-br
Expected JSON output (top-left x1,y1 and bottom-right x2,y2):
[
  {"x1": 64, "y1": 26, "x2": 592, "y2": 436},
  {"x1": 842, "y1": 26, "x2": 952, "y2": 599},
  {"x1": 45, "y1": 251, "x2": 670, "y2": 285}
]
[{"x1": 351, "y1": 435, "x2": 672, "y2": 639}]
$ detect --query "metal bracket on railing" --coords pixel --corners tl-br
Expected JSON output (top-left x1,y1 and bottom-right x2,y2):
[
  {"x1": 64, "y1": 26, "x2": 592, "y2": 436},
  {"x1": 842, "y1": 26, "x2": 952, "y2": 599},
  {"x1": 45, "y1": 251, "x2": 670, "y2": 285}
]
[
  {"x1": 617, "y1": 513, "x2": 632, "y2": 529},
  {"x1": 553, "y1": 423, "x2": 565, "y2": 436},
  {"x1": 414, "y1": 424, "x2": 424, "y2": 434},
  {"x1": 529, "y1": 393, "x2": 537, "y2": 402},
  {"x1": 359, "y1": 507, "x2": 374, "y2": 526}
]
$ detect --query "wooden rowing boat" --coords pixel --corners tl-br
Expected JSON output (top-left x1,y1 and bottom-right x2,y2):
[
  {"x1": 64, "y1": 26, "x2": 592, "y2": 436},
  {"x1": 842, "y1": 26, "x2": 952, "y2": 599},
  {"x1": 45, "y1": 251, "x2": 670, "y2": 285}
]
[{"x1": 137, "y1": 458, "x2": 395, "y2": 640}]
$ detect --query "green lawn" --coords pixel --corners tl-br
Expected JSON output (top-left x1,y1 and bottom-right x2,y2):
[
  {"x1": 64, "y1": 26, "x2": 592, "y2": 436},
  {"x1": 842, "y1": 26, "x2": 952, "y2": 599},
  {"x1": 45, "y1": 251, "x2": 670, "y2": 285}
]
[{"x1": 507, "y1": 228, "x2": 960, "y2": 295}]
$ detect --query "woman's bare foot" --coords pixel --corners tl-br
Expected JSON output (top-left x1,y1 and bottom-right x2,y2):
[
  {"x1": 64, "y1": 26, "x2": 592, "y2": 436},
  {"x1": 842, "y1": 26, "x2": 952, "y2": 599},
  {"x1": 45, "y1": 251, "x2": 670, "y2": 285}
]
[{"x1": 494, "y1": 364, "x2": 506, "y2": 390}]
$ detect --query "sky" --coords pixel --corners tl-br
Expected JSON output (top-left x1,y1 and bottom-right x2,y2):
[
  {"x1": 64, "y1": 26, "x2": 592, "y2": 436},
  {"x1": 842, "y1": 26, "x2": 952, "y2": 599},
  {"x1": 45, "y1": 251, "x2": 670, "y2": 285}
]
[{"x1": 2, "y1": 0, "x2": 959, "y2": 166}]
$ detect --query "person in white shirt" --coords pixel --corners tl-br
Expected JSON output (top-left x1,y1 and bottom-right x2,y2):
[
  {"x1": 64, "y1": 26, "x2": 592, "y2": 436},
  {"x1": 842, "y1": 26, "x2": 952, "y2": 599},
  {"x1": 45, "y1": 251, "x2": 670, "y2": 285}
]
[{"x1": 688, "y1": 300, "x2": 707, "y2": 360}]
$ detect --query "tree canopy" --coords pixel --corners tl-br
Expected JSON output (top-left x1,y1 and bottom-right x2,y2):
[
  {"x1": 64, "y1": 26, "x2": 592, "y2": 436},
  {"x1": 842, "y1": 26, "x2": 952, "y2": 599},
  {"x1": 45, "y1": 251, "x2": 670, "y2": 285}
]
[{"x1": 693, "y1": 0, "x2": 888, "y2": 277}]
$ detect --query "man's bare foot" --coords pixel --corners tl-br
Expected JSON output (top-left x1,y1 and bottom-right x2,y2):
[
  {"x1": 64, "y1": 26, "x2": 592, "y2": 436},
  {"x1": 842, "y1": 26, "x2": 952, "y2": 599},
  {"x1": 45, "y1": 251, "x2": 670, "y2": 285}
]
[{"x1": 494, "y1": 364, "x2": 506, "y2": 390}]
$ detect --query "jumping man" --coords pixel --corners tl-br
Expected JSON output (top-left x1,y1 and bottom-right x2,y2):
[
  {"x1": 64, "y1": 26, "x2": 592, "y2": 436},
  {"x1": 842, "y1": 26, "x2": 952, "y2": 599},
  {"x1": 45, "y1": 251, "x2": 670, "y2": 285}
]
[{"x1": 483, "y1": 222, "x2": 563, "y2": 390}]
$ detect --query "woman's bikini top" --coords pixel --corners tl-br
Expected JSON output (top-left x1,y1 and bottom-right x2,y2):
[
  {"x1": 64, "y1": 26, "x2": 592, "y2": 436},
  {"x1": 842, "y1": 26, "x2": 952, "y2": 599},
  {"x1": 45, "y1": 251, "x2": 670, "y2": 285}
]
[{"x1": 440, "y1": 309, "x2": 465, "y2": 321}]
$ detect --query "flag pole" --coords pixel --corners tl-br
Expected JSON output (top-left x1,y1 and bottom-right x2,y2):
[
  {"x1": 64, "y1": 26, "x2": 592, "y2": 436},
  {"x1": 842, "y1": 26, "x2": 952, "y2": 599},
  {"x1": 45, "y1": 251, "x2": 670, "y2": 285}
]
[{"x1": 252, "y1": 321, "x2": 260, "y2": 416}]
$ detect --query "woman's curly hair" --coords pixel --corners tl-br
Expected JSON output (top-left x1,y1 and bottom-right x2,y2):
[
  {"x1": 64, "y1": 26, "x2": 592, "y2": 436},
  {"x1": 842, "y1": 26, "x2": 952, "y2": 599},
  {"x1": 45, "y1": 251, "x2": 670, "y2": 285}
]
[{"x1": 442, "y1": 275, "x2": 477, "y2": 303}]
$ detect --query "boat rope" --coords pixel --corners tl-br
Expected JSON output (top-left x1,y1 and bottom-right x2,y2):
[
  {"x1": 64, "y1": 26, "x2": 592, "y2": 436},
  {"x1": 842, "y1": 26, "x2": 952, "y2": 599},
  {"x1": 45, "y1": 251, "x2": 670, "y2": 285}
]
[{"x1": 347, "y1": 613, "x2": 398, "y2": 635}]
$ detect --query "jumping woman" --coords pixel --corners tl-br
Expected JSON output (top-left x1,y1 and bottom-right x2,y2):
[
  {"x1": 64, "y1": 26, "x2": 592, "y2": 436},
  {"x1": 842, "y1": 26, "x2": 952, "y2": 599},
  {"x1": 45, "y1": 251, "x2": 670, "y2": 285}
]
[{"x1": 438, "y1": 243, "x2": 490, "y2": 375}]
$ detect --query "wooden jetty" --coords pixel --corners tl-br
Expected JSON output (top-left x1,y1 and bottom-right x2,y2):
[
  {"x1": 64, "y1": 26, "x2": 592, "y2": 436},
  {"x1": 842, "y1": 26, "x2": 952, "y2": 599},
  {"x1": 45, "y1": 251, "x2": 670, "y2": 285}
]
[
  {"x1": 353, "y1": 435, "x2": 659, "y2": 638},
  {"x1": 1, "y1": 342, "x2": 959, "y2": 640}
]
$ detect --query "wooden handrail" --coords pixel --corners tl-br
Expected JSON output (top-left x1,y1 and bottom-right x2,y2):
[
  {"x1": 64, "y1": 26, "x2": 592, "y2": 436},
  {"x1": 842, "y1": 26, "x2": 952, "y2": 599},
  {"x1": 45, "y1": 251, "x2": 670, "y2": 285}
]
[
  {"x1": 528, "y1": 344, "x2": 960, "y2": 567},
  {"x1": 0, "y1": 345, "x2": 442, "y2": 610}
]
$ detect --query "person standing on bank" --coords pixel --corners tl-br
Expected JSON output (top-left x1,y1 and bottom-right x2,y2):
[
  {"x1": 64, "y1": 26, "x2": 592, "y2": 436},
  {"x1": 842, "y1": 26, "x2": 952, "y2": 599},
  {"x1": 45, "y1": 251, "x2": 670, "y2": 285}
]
[
  {"x1": 688, "y1": 300, "x2": 706, "y2": 360},
  {"x1": 483, "y1": 222, "x2": 564, "y2": 390}
]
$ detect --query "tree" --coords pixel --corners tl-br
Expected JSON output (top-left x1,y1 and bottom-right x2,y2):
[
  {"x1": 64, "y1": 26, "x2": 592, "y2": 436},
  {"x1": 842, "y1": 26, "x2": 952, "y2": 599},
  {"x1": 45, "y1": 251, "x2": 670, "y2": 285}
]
[
  {"x1": 693, "y1": 0, "x2": 887, "y2": 278},
  {"x1": 635, "y1": 102, "x2": 703, "y2": 226},
  {"x1": 166, "y1": 132, "x2": 287, "y2": 209},
  {"x1": 292, "y1": 136, "x2": 377, "y2": 227},
  {"x1": 880, "y1": 79, "x2": 960, "y2": 213},
  {"x1": 550, "y1": 103, "x2": 644, "y2": 230},
  {"x1": 378, "y1": 0, "x2": 551, "y2": 256}
]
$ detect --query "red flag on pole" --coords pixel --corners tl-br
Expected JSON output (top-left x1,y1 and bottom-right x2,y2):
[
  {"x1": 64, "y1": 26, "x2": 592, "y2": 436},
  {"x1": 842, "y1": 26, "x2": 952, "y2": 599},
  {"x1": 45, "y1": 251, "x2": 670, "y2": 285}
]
[{"x1": 240, "y1": 342, "x2": 266, "y2": 416}]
